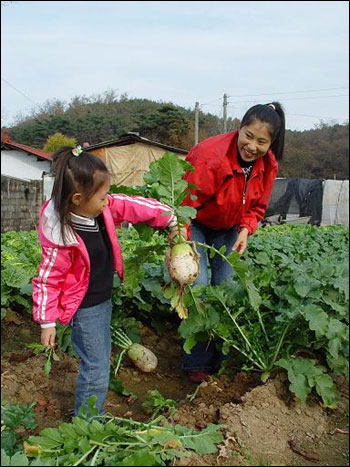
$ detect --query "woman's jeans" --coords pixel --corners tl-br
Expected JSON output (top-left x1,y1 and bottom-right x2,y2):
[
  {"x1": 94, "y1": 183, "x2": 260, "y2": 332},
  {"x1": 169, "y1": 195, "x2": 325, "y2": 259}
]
[
  {"x1": 70, "y1": 299, "x2": 112, "y2": 416},
  {"x1": 182, "y1": 220, "x2": 238, "y2": 373}
]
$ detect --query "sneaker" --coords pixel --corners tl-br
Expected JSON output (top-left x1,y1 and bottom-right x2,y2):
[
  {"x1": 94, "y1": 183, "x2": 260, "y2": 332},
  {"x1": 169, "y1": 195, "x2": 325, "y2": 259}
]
[{"x1": 188, "y1": 370, "x2": 209, "y2": 383}]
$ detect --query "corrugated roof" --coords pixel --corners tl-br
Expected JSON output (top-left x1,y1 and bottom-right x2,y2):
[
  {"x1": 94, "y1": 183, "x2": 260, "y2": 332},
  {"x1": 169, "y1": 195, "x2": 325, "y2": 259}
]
[
  {"x1": 1, "y1": 129, "x2": 53, "y2": 161},
  {"x1": 85, "y1": 133, "x2": 188, "y2": 155}
]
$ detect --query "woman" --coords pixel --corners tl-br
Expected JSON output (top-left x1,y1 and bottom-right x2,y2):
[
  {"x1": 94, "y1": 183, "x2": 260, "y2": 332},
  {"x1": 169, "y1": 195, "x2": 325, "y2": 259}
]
[{"x1": 182, "y1": 102, "x2": 285, "y2": 382}]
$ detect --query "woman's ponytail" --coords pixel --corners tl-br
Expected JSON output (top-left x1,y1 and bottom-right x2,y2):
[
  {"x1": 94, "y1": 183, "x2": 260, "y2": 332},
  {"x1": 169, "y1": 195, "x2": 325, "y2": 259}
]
[{"x1": 268, "y1": 102, "x2": 285, "y2": 162}]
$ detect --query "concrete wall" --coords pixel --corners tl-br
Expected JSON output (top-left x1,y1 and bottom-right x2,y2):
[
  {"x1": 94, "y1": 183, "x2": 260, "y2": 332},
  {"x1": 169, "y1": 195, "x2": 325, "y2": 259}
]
[
  {"x1": 1, "y1": 149, "x2": 51, "y2": 180},
  {"x1": 1, "y1": 175, "x2": 43, "y2": 232}
]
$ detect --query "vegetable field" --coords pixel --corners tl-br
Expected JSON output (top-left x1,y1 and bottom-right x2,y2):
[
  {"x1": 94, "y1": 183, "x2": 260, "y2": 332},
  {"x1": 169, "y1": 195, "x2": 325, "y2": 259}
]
[{"x1": 1, "y1": 154, "x2": 349, "y2": 466}]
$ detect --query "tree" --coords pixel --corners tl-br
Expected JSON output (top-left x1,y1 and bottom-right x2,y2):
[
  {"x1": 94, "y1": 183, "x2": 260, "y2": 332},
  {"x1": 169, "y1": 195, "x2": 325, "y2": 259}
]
[{"x1": 43, "y1": 132, "x2": 77, "y2": 153}]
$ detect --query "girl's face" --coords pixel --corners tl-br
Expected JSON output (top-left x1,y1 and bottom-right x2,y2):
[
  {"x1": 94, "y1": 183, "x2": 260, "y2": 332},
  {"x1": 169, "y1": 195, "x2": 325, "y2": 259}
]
[
  {"x1": 71, "y1": 176, "x2": 111, "y2": 218},
  {"x1": 237, "y1": 120, "x2": 272, "y2": 163}
]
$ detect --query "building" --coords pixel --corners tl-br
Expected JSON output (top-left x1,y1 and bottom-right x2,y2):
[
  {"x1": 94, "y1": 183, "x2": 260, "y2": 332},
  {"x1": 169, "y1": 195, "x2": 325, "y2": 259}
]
[
  {"x1": 86, "y1": 133, "x2": 188, "y2": 187},
  {"x1": 1, "y1": 129, "x2": 52, "y2": 232},
  {"x1": 1, "y1": 129, "x2": 52, "y2": 180}
]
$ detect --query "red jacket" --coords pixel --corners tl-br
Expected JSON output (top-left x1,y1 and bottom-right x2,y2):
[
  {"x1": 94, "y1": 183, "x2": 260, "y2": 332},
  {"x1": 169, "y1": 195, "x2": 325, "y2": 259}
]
[{"x1": 183, "y1": 130, "x2": 278, "y2": 235}]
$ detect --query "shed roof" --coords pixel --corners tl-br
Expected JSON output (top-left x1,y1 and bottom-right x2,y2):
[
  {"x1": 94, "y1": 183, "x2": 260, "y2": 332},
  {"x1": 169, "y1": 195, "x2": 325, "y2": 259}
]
[
  {"x1": 85, "y1": 133, "x2": 188, "y2": 155},
  {"x1": 1, "y1": 129, "x2": 53, "y2": 161}
]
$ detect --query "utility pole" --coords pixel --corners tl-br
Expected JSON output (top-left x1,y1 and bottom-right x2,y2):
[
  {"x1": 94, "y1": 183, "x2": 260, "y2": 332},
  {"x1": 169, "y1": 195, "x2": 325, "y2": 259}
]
[
  {"x1": 194, "y1": 101, "x2": 199, "y2": 145},
  {"x1": 223, "y1": 94, "x2": 228, "y2": 133}
]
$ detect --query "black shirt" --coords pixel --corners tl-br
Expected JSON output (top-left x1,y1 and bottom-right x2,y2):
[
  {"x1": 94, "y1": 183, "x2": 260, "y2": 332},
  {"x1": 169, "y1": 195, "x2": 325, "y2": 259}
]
[
  {"x1": 71, "y1": 213, "x2": 114, "y2": 309},
  {"x1": 236, "y1": 144, "x2": 255, "y2": 179}
]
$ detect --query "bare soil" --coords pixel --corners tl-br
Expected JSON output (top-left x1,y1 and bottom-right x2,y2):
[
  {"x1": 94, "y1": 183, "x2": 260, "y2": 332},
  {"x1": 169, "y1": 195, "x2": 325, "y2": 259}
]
[{"x1": 1, "y1": 312, "x2": 349, "y2": 466}]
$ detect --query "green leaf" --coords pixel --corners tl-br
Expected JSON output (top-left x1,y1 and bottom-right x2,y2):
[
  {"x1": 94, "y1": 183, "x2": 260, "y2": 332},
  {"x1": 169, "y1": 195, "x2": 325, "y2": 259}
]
[
  {"x1": 58, "y1": 422, "x2": 78, "y2": 440},
  {"x1": 109, "y1": 376, "x2": 132, "y2": 396},
  {"x1": 78, "y1": 437, "x2": 91, "y2": 454},
  {"x1": 43, "y1": 358, "x2": 51, "y2": 376},
  {"x1": 245, "y1": 279, "x2": 262, "y2": 310},
  {"x1": 117, "y1": 449, "x2": 161, "y2": 466},
  {"x1": 289, "y1": 373, "x2": 312, "y2": 405},
  {"x1": 163, "y1": 283, "x2": 178, "y2": 300},
  {"x1": 1, "y1": 430, "x2": 17, "y2": 457},
  {"x1": 326, "y1": 318, "x2": 347, "y2": 340},
  {"x1": 4, "y1": 266, "x2": 32, "y2": 289},
  {"x1": 177, "y1": 424, "x2": 224, "y2": 454},
  {"x1": 183, "y1": 336, "x2": 197, "y2": 354},
  {"x1": 303, "y1": 304, "x2": 329, "y2": 338},
  {"x1": 176, "y1": 206, "x2": 197, "y2": 221},
  {"x1": 226, "y1": 251, "x2": 249, "y2": 281},
  {"x1": 19, "y1": 283, "x2": 33, "y2": 295},
  {"x1": 1, "y1": 450, "x2": 10, "y2": 467},
  {"x1": 72, "y1": 417, "x2": 90, "y2": 436},
  {"x1": 5, "y1": 452, "x2": 29, "y2": 466},
  {"x1": 87, "y1": 396, "x2": 99, "y2": 416},
  {"x1": 294, "y1": 278, "x2": 321, "y2": 298},
  {"x1": 52, "y1": 352, "x2": 60, "y2": 362},
  {"x1": 314, "y1": 373, "x2": 338, "y2": 408}
]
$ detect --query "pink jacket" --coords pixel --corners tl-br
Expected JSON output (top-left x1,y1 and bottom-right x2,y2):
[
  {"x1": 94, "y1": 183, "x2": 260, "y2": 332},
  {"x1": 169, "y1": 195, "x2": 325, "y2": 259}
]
[{"x1": 33, "y1": 194, "x2": 176, "y2": 327}]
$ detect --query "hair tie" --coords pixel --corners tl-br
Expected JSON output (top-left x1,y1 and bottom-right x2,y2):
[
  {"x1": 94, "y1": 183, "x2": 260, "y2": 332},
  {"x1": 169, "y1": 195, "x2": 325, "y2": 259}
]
[
  {"x1": 72, "y1": 145, "x2": 83, "y2": 157},
  {"x1": 268, "y1": 103, "x2": 276, "y2": 111}
]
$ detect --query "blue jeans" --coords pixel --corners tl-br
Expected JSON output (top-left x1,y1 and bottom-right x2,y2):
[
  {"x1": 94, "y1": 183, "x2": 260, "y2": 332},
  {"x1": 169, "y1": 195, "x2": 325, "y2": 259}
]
[
  {"x1": 70, "y1": 299, "x2": 112, "y2": 416},
  {"x1": 182, "y1": 220, "x2": 238, "y2": 372}
]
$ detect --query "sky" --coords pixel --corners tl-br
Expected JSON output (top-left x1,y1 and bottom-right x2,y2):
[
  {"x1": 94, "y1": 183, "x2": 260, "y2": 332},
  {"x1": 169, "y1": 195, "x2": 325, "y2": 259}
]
[{"x1": 1, "y1": 1, "x2": 349, "y2": 132}]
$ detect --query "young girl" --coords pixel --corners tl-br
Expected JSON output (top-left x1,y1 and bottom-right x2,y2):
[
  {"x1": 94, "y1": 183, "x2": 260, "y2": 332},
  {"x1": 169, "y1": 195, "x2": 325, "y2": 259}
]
[
  {"x1": 32, "y1": 146, "x2": 177, "y2": 416},
  {"x1": 182, "y1": 102, "x2": 286, "y2": 382}
]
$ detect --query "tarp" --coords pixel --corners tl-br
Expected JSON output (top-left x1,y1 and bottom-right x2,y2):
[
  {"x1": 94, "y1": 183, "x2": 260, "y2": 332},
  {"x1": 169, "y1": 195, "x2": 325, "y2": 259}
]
[
  {"x1": 321, "y1": 180, "x2": 349, "y2": 226},
  {"x1": 101, "y1": 143, "x2": 172, "y2": 187}
]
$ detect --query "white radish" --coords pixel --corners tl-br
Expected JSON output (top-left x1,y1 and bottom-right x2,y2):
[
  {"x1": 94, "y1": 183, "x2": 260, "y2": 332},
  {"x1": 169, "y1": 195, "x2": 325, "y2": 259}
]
[
  {"x1": 112, "y1": 328, "x2": 158, "y2": 373},
  {"x1": 166, "y1": 241, "x2": 200, "y2": 319},
  {"x1": 167, "y1": 243, "x2": 199, "y2": 286}
]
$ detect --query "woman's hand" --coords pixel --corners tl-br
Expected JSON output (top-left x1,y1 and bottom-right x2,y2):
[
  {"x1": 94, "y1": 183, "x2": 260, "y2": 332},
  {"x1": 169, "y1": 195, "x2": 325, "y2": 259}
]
[
  {"x1": 41, "y1": 327, "x2": 56, "y2": 347},
  {"x1": 233, "y1": 228, "x2": 249, "y2": 255}
]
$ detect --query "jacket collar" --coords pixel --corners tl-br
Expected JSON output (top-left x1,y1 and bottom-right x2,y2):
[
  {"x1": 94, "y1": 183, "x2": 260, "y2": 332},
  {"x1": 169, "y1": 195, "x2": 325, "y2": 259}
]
[{"x1": 40, "y1": 200, "x2": 79, "y2": 246}]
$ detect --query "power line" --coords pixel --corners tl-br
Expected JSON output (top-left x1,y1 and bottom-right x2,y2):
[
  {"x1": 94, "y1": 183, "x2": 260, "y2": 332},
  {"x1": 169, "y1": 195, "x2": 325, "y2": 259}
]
[
  {"x1": 1, "y1": 76, "x2": 38, "y2": 106},
  {"x1": 228, "y1": 94, "x2": 348, "y2": 105},
  {"x1": 227, "y1": 87, "x2": 348, "y2": 98},
  {"x1": 200, "y1": 97, "x2": 222, "y2": 107},
  {"x1": 288, "y1": 113, "x2": 348, "y2": 120}
]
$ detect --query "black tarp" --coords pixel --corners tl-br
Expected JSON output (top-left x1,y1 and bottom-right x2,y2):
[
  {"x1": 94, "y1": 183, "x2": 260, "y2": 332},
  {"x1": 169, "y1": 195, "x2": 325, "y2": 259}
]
[{"x1": 264, "y1": 178, "x2": 324, "y2": 225}]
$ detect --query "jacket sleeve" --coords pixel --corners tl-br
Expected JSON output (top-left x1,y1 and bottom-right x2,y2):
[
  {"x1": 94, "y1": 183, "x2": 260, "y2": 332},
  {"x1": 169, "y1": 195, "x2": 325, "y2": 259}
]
[
  {"x1": 239, "y1": 164, "x2": 278, "y2": 235},
  {"x1": 33, "y1": 246, "x2": 72, "y2": 327},
  {"x1": 183, "y1": 155, "x2": 224, "y2": 210},
  {"x1": 107, "y1": 194, "x2": 177, "y2": 229}
]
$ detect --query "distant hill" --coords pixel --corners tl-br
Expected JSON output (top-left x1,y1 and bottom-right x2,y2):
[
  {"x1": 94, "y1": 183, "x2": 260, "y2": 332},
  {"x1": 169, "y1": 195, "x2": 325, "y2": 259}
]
[{"x1": 4, "y1": 91, "x2": 349, "y2": 180}]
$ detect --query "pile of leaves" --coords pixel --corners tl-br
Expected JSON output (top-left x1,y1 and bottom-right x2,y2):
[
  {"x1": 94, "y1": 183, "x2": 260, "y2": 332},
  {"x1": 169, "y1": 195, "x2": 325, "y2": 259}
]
[{"x1": 2, "y1": 397, "x2": 223, "y2": 466}]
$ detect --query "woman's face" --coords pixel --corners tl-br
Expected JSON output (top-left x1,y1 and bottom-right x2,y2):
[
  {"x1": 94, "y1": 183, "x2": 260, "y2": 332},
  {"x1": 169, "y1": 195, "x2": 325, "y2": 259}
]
[{"x1": 237, "y1": 120, "x2": 272, "y2": 162}]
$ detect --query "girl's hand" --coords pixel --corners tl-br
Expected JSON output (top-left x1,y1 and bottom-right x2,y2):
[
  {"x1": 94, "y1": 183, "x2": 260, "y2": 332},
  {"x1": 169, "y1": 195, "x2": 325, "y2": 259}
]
[
  {"x1": 41, "y1": 327, "x2": 56, "y2": 347},
  {"x1": 233, "y1": 228, "x2": 249, "y2": 255}
]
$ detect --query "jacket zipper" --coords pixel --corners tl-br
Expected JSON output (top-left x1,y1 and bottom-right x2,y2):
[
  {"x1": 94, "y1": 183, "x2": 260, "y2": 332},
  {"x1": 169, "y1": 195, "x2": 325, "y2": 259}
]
[
  {"x1": 242, "y1": 170, "x2": 258, "y2": 205},
  {"x1": 243, "y1": 172, "x2": 248, "y2": 205}
]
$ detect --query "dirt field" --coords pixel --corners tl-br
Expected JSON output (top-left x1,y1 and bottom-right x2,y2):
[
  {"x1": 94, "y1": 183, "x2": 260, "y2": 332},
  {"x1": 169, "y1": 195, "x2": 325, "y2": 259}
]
[{"x1": 1, "y1": 313, "x2": 349, "y2": 466}]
